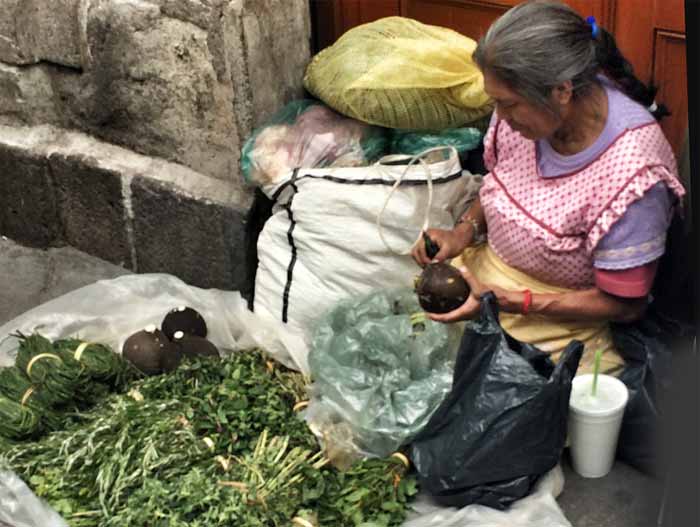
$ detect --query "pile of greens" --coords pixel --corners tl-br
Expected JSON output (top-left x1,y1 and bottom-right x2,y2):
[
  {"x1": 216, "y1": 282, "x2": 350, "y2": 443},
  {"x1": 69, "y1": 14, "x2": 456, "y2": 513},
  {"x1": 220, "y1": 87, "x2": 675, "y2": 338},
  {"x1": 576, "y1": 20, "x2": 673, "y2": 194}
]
[{"x1": 1, "y1": 349, "x2": 418, "y2": 527}]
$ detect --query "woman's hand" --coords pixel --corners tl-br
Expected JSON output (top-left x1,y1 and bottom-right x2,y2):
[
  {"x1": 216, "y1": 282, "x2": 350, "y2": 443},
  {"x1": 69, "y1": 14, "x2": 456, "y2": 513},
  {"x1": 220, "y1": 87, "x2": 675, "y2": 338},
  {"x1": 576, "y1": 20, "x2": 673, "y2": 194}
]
[{"x1": 411, "y1": 227, "x2": 473, "y2": 267}]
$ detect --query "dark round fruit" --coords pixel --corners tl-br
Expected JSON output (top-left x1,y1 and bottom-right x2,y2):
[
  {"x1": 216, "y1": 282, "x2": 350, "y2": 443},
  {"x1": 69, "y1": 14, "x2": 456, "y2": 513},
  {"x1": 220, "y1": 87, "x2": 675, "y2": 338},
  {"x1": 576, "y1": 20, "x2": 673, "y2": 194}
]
[
  {"x1": 172, "y1": 332, "x2": 220, "y2": 360},
  {"x1": 122, "y1": 325, "x2": 174, "y2": 375},
  {"x1": 160, "y1": 344, "x2": 184, "y2": 373},
  {"x1": 161, "y1": 306, "x2": 208, "y2": 340},
  {"x1": 415, "y1": 263, "x2": 471, "y2": 314}
]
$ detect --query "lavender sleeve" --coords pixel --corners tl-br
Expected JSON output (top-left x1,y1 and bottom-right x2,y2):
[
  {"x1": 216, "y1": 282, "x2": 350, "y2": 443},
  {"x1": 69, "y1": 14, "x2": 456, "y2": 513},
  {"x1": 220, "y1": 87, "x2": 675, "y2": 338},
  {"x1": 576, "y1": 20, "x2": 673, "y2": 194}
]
[{"x1": 593, "y1": 182, "x2": 673, "y2": 270}]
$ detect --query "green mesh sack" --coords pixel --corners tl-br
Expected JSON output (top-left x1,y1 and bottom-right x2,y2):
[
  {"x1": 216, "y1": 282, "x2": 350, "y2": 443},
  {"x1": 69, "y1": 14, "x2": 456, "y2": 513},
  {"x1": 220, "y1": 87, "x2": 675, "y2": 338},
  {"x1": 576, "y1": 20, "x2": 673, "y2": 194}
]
[
  {"x1": 306, "y1": 288, "x2": 462, "y2": 458},
  {"x1": 240, "y1": 99, "x2": 388, "y2": 186},
  {"x1": 303, "y1": 17, "x2": 494, "y2": 130},
  {"x1": 390, "y1": 127, "x2": 484, "y2": 156}
]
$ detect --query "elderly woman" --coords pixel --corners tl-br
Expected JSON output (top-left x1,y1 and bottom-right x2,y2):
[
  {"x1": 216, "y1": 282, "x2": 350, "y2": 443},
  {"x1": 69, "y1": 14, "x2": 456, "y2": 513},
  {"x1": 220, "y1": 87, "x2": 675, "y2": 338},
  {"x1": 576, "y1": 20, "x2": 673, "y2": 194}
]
[{"x1": 412, "y1": 0, "x2": 685, "y2": 374}]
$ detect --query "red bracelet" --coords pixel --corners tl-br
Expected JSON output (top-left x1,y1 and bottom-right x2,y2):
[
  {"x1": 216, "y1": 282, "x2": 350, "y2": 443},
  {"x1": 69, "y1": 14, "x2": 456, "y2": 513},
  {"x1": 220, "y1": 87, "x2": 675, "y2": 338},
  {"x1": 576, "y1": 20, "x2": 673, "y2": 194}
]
[{"x1": 522, "y1": 289, "x2": 532, "y2": 315}]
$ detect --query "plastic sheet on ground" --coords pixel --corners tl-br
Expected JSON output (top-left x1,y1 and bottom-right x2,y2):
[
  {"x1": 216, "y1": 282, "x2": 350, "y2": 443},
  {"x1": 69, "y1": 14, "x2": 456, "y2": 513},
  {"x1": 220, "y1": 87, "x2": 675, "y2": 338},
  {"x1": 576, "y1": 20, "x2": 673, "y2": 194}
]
[
  {"x1": 0, "y1": 274, "x2": 573, "y2": 527},
  {"x1": 0, "y1": 471, "x2": 68, "y2": 527},
  {"x1": 0, "y1": 464, "x2": 570, "y2": 527},
  {"x1": 0, "y1": 273, "x2": 307, "y2": 372},
  {"x1": 403, "y1": 464, "x2": 571, "y2": 527}
]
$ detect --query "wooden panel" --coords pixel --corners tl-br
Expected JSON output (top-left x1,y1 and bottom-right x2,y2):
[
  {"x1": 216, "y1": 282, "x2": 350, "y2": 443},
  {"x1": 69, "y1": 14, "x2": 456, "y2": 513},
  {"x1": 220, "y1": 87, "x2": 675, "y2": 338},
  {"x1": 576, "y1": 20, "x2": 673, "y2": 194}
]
[
  {"x1": 310, "y1": 0, "x2": 401, "y2": 52},
  {"x1": 400, "y1": 0, "x2": 613, "y2": 41},
  {"x1": 654, "y1": 0, "x2": 686, "y2": 32},
  {"x1": 560, "y1": 0, "x2": 615, "y2": 30},
  {"x1": 653, "y1": 31, "x2": 688, "y2": 156},
  {"x1": 340, "y1": 0, "x2": 401, "y2": 31},
  {"x1": 310, "y1": 0, "x2": 343, "y2": 52},
  {"x1": 614, "y1": 0, "x2": 655, "y2": 82},
  {"x1": 401, "y1": 0, "x2": 510, "y2": 40}
]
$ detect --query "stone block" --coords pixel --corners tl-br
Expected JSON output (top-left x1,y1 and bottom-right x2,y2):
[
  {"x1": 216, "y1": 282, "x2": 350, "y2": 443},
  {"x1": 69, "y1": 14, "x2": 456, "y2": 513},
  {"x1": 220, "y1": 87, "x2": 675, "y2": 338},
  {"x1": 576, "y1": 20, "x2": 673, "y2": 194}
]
[
  {"x1": 0, "y1": 63, "x2": 60, "y2": 126},
  {"x1": 0, "y1": 0, "x2": 25, "y2": 64},
  {"x1": 223, "y1": 0, "x2": 312, "y2": 137},
  {"x1": 0, "y1": 143, "x2": 60, "y2": 247},
  {"x1": 15, "y1": 0, "x2": 85, "y2": 68},
  {"x1": 130, "y1": 176, "x2": 250, "y2": 293},
  {"x1": 45, "y1": 0, "x2": 241, "y2": 181},
  {"x1": 49, "y1": 152, "x2": 132, "y2": 268}
]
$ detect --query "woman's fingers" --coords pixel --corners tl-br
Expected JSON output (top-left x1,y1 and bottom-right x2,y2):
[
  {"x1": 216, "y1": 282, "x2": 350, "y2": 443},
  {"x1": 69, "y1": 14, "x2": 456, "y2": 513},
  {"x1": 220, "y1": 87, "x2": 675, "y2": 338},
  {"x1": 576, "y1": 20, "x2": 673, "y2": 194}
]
[
  {"x1": 411, "y1": 234, "x2": 428, "y2": 266},
  {"x1": 426, "y1": 295, "x2": 480, "y2": 322}
]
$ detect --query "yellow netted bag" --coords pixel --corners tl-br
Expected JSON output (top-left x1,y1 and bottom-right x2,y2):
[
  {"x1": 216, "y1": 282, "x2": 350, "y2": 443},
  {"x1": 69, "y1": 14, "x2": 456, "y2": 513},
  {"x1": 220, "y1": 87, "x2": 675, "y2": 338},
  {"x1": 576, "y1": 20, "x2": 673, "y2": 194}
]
[{"x1": 303, "y1": 17, "x2": 494, "y2": 130}]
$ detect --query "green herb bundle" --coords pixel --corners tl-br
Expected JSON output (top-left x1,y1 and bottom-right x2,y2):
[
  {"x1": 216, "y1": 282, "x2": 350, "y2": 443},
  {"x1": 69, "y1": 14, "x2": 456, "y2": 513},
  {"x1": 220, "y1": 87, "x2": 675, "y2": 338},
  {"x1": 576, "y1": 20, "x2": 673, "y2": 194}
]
[
  {"x1": 53, "y1": 338, "x2": 133, "y2": 388},
  {"x1": 0, "y1": 366, "x2": 63, "y2": 432},
  {"x1": 0, "y1": 395, "x2": 41, "y2": 440},
  {"x1": 14, "y1": 333, "x2": 81, "y2": 406}
]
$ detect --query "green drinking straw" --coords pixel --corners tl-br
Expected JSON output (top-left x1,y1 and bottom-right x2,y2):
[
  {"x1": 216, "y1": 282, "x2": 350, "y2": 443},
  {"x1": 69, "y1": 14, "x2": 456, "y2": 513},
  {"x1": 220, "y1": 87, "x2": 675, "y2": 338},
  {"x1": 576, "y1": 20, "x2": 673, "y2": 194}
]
[{"x1": 591, "y1": 349, "x2": 603, "y2": 397}]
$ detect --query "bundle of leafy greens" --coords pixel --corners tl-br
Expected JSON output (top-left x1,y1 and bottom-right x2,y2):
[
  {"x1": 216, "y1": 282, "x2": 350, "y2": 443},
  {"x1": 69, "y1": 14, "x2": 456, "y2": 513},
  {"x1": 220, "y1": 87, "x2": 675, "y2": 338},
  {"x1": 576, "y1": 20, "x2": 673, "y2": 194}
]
[
  {"x1": 0, "y1": 395, "x2": 41, "y2": 439},
  {"x1": 14, "y1": 333, "x2": 80, "y2": 405},
  {"x1": 0, "y1": 333, "x2": 133, "y2": 441},
  {"x1": 1, "y1": 349, "x2": 418, "y2": 527}
]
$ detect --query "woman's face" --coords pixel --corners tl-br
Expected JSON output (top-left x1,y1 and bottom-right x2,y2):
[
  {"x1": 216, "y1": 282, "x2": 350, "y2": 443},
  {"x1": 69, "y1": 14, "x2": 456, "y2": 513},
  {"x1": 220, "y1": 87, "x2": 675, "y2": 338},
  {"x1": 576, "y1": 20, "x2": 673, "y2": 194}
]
[{"x1": 483, "y1": 70, "x2": 563, "y2": 141}]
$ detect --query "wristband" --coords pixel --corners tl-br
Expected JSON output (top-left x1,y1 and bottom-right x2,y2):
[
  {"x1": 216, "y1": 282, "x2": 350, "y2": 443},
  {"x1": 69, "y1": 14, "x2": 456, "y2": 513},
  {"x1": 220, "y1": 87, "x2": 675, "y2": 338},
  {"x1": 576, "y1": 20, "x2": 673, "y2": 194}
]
[
  {"x1": 455, "y1": 215, "x2": 482, "y2": 239},
  {"x1": 522, "y1": 289, "x2": 532, "y2": 315}
]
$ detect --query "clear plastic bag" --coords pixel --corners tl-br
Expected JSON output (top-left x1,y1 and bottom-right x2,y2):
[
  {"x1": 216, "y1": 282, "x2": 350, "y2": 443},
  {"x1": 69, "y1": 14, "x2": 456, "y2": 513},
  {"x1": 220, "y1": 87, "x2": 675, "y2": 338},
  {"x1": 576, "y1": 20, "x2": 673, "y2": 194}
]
[
  {"x1": 0, "y1": 470, "x2": 68, "y2": 527},
  {"x1": 240, "y1": 99, "x2": 388, "y2": 186},
  {"x1": 305, "y1": 288, "x2": 462, "y2": 459}
]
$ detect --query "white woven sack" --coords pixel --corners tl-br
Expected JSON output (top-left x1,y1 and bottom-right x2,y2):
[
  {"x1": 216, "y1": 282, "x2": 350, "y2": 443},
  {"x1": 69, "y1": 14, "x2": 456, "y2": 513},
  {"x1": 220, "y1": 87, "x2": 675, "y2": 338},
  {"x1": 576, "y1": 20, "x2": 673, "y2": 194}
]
[{"x1": 253, "y1": 148, "x2": 480, "y2": 372}]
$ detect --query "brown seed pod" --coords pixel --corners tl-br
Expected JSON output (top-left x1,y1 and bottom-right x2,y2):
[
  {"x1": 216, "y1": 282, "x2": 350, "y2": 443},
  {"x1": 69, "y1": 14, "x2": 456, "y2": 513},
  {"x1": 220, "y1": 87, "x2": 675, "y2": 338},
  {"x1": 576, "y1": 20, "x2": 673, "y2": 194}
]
[
  {"x1": 172, "y1": 331, "x2": 220, "y2": 360},
  {"x1": 161, "y1": 306, "x2": 208, "y2": 340},
  {"x1": 122, "y1": 325, "x2": 179, "y2": 375},
  {"x1": 414, "y1": 263, "x2": 471, "y2": 314}
]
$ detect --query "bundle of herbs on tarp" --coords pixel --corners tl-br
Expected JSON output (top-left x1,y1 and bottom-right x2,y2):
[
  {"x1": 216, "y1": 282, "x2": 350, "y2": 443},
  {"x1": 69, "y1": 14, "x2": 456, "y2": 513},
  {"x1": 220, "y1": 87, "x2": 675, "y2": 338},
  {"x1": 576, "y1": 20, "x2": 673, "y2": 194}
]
[
  {"x1": 0, "y1": 333, "x2": 133, "y2": 442},
  {"x1": 1, "y1": 349, "x2": 417, "y2": 527}
]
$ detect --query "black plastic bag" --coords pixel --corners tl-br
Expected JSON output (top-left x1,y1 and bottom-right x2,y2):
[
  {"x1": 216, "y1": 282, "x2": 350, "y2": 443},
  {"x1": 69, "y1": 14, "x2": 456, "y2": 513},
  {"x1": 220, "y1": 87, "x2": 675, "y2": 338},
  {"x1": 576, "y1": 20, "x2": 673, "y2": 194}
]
[
  {"x1": 408, "y1": 293, "x2": 584, "y2": 510},
  {"x1": 612, "y1": 307, "x2": 692, "y2": 477}
]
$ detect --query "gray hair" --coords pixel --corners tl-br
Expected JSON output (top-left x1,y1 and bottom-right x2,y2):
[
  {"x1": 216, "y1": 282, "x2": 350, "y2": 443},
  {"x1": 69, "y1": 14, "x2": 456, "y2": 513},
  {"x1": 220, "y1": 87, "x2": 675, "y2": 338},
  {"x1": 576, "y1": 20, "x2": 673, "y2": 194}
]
[{"x1": 473, "y1": 1, "x2": 598, "y2": 114}]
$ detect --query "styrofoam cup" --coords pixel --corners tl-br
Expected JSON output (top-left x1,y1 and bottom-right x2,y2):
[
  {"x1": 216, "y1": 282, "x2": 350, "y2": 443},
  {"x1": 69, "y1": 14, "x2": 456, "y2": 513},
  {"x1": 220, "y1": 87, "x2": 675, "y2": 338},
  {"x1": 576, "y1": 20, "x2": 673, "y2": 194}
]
[{"x1": 568, "y1": 373, "x2": 629, "y2": 478}]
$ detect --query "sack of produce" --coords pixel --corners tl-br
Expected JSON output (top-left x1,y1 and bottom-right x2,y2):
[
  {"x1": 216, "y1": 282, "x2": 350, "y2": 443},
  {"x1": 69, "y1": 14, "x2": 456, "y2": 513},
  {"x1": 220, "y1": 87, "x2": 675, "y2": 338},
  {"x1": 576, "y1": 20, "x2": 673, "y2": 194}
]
[
  {"x1": 408, "y1": 293, "x2": 583, "y2": 510},
  {"x1": 304, "y1": 17, "x2": 493, "y2": 130},
  {"x1": 390, "y1": 126, "x2": 485, "y2": 160},
  {"x1": 305, "y1": 288, "x2": 461, "y2": 461},
  {"x1": 253, "y1": 147, "x2": 479, "y2": 372},
  {"x1": 240, "y1": 99, "x2": 388, "y2": 186}
]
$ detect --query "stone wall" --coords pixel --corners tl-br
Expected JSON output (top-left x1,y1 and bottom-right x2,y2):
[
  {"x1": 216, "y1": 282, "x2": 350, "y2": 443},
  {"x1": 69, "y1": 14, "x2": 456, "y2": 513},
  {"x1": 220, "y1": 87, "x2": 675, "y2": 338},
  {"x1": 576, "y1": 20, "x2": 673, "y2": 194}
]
[{"x1": 0, "y1": 0, "x2": 312, "y2": 292}]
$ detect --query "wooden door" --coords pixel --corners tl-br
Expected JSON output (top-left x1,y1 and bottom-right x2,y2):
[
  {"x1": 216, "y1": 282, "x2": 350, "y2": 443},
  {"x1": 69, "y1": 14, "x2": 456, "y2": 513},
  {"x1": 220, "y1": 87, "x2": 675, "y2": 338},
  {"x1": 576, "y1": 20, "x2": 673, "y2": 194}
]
[
  {"x1": 399, "y1": 0, "x2": 614, "y2": 41},
  {"x1": 615, "y1": 0, "x2": 687, "y2": 156},
  {"x1": 311, "y1": 0, "x2": 401, "y2": 52}
]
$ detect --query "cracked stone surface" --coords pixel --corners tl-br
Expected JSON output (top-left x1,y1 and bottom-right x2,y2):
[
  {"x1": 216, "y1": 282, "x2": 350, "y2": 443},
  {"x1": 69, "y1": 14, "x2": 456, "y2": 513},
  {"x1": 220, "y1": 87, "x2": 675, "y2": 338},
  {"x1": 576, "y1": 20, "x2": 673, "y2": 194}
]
[{"x1": 0, "y1": 0, "x2": 311, "y2": 182}]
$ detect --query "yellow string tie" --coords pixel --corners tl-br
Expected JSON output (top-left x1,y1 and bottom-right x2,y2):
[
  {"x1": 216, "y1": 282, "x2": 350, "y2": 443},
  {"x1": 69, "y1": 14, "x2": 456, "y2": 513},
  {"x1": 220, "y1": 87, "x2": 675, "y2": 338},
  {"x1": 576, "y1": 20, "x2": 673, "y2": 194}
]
[
  {"x1": 73, "y1": 342, "x2": 92, "y2": 361},
  {"x1": 293, "y1": 400, "x2": 310, "y2": 412},
  {"x1": 390, "y1": 452, "x2": 410, "y2": 468},
  {"x1": 26, "y1": 353, "x2": 62, "y2": 376},
  {"x1": 20, "y1": 387, "x2": 35, "y2": 406}
]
